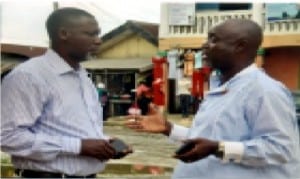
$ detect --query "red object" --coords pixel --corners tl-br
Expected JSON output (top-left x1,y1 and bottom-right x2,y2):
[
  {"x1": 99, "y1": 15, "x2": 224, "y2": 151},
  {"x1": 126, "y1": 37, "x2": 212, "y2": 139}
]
[
  {"x1": 152, "y1": 56, "x2": 167, "y2": 106},
  {"x1": 202, "y1": 66, "x2": 211, "y2": 76},
  {"x1": 152, "y1": 56, "x2": 167, "y2": 79},
  {"x1": 192, "y1": 69, "x2": 203, "y2": 98},
  {"x1": 152, "y1": 79, "x2": 165, "y2": 106},
  {"x1": 192, "y1": 67, "x2": 211, "y2": 99}
]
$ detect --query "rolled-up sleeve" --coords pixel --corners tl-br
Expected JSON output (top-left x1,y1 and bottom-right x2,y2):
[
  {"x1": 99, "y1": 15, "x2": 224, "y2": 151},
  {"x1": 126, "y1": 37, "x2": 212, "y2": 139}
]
[
  {"x1": 1, "y1": 71, "x2": 81, "y2": 161},
  {"x1": 169, "y1": 124, "x2": 189, "y2": 142}
]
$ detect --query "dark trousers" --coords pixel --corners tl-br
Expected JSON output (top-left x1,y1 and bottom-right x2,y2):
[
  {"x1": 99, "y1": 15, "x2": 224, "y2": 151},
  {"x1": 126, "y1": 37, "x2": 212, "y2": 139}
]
[
  {"x1": 15, "y1": 169, "x2": 96, "y2": 178},
  {"x1": 137, "y1": 96, "x2": 152, "y2": 115},
  {"x1": 180, "y1": 94, "x2": 190, "y2": 118},
  {"x1": 102, "y1": 104, "x2": 108, "y2": 121}
]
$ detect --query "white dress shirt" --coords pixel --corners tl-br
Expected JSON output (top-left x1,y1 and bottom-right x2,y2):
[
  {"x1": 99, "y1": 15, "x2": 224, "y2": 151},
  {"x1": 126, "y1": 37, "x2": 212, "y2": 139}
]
[
  {"x1": 1, "y1": 49, "x2": 108, "y2": 176},
  {"x1": 169, "y1": 64, "x2": 300, "y2": 179}
]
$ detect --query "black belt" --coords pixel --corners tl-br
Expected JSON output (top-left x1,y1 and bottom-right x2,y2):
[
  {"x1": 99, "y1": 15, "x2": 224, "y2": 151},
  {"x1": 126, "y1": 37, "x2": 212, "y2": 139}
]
[{"x1": 15, "y1": 169, "x2": 96, "y2": 178}]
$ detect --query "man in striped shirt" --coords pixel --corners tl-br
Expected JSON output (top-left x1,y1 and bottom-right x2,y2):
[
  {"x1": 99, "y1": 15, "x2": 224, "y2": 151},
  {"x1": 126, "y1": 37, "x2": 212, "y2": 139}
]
[{"x1": 1, "y1": 7, "x2": 130, "y2": 178}]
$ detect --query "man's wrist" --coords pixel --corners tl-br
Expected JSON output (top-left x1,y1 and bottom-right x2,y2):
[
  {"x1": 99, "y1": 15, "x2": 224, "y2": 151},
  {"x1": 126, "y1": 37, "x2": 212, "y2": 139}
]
[{"x1": 213, "y1": 141, "x2": 225, "y2": 159}]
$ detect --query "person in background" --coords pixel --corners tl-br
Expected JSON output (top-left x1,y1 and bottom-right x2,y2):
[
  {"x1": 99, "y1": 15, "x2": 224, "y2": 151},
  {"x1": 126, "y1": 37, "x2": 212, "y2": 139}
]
[
  {"x1": 177, "y1": 76, "x2": 192, "y2": 119},
  {"x1": 125, "y1": 19, "x2": 300, "y2": 179},
  {"x1": 97, "y1": 82, "x2": 108, "y2": 121},
  {"x1": 134, "y1": 81, "x2": 152, "y2": 115},
  {"x1": 1, "y1": 7, "x2": 131, "y2": 178}
]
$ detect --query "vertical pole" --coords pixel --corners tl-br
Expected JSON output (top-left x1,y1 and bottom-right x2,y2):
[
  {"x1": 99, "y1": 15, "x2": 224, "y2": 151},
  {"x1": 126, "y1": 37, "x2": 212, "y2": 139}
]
[
  {"x1": 53, "y1": 1, "x2": 59, "y2": 10},
  {"x1": 252, "y1": 3, "x2": 264, "y2": 27},
  {"x1": 160, "y1": 3, "x2": 169, "y2": 38}
]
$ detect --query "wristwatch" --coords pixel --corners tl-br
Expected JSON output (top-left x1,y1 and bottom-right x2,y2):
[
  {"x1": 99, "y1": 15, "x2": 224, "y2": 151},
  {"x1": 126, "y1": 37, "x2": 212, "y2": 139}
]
[{"x1": 214, "y1": 141, "x2": 225, "y2": 159}]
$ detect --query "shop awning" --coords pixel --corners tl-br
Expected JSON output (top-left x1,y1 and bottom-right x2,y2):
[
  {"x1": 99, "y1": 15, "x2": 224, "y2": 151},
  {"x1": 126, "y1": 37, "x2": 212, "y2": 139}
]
[{"x1": 81, "y1": 58, "x2": 153, "y2": 72}]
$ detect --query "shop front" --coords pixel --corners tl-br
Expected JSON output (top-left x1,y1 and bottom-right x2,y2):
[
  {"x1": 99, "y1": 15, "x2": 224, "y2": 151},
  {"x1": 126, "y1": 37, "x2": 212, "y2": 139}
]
[{"x1": 81, "y1": 58, "x2": 153, "y2": 117}]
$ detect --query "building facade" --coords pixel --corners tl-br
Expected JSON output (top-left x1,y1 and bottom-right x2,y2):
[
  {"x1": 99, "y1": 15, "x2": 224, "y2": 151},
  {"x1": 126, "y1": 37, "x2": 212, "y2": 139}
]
[{"x1": 159, "y1": 3, "x2": 300, "y2": 91}]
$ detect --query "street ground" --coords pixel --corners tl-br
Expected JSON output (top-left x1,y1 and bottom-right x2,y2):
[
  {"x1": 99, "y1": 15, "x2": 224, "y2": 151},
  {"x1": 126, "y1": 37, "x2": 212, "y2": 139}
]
[
  {"x1": 0, "y1": 114, "x2": 193, "y2": 179},
  {"x1": 101, "y1": 114, "x2": 193, "y2": 178}
]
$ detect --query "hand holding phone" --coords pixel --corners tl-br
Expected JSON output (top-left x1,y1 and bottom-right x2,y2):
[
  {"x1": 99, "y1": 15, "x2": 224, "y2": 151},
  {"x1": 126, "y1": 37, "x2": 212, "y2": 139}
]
[
  {"x1": 173, "y1": 138, "x2": 218, "y2": 163},
  {"x1": 175, "y1": 142, "x2": 195, "y2": 155},
  {"x1": 110, "y1": 138, "x2": 133, "y2": 159}
]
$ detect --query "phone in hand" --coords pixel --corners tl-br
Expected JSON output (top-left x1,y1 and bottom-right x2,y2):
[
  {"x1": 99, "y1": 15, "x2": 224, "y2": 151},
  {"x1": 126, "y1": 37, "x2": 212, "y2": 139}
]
[
  {"x1": 175, "y1": 142, "x2": 195, "y2": 155},
  {"x1": 110, "y1": 139, "x2": 133, "y2": 159}
]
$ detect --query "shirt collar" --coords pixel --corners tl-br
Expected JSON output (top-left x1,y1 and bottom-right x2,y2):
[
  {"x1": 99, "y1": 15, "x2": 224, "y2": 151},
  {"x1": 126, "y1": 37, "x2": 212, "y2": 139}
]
[
  {"x1": 45, "y1": 49, "x2": 84, "y2": 75},
  {"x1": 207, "y1": 64, "x2": 258, "y2": 95}
]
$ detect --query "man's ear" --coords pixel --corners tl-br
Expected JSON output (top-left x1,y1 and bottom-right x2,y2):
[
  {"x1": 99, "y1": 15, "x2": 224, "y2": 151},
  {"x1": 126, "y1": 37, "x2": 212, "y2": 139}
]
[
  {"x1": 58, "y1": 27, "x2": 69, "y2": 41},
  {"x1": 235, "y1": 38, "x2": 247, "y2": 53}
]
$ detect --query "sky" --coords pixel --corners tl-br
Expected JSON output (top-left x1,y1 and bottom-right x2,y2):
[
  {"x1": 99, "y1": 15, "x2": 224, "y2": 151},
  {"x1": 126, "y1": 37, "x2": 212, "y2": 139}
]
[
  {"x1": 58, "y1": 0, "x2": 163, "y2": 35},
  {"x1": 0, "y1": 0, "x2": 164, "y2": 47},
  {"x1": 1, "y1": 0, "x2": 299, "y2": 47}
]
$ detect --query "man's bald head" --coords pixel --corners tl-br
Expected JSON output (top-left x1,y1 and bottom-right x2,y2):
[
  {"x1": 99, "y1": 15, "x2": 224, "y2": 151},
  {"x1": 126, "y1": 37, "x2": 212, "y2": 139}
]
[
  {"x1": 216, "y1": 19, "x2": 263, "y2": 56},
  {"x1": 202, "y1": 19, "x2": 263, "y2": 73},
  {"x1": 222, "y1": 19, "x2": 262, "y2": 47}
]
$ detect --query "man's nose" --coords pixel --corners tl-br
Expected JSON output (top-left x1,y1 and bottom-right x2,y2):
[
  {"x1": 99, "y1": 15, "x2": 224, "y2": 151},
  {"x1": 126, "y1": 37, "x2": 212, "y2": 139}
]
[
  {"x1": 94, "y1": 36, "x2": 102, "y2": 45},
  {"x1": 201, "y1": 42, "x2": 208, "y2": 49}
]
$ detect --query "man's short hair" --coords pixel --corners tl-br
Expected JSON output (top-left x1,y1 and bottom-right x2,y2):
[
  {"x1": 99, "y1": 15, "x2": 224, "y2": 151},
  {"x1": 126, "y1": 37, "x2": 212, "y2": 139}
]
[{"x1": 46, "y1": 7, "x2": 94, "y2": 40}]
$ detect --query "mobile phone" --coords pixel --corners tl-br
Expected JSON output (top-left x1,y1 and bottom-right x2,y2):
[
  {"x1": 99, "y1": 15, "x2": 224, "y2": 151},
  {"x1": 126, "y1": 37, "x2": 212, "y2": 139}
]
[
  {"x1": 175, "y1": 142, "x2": 195, "y2": 155},
  {"x1": 110, "y1": 139, "x2": 132, "y2": 159}
]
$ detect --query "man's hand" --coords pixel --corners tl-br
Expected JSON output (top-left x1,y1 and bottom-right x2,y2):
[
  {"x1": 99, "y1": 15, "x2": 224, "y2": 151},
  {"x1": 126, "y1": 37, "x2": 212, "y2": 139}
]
[
  {"x1": 109, "y1": 138, "x2": 133, "y2": 159},
  {"x1": 80, "y1": 139, "x2": 116, "y2": 161},
  {"x1": 173, "y1": 138, "x2": 218, "y2": 163},
  {"x1": 125, "y1": 103, "x2": 172, "y2": 136}
]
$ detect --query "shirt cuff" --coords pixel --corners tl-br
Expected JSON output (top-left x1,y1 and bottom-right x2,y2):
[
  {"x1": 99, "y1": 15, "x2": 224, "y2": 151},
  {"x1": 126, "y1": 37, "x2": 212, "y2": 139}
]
[
  {"x1": 222, "y1": 141, "x2": 244, "y2": 163},
  {"x1": 103, "y1": 135, "x2": 111, "y2": 141},
  {"x1": 169, "y1": 124, "x2": 189, "y2": 142},
  {"x1": 61, "y1": 138, "x2": 81, "y2": 155}
]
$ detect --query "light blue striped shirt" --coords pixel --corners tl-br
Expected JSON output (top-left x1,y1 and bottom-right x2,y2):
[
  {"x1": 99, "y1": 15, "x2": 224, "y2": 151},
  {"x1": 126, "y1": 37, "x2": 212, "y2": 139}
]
[
  {"x1": 171, "y1": 65, "x2": 300, "y2": 179},
  {"x1": 1, "y1": 49, "x2": 107, "y2": 175}
]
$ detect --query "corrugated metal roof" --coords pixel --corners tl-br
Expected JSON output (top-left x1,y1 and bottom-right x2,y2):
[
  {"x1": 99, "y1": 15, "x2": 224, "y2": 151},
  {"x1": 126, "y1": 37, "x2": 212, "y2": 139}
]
[
  {"x1": 99, "y1": 20, "x2": 158, "y2": 52},
  {"x1": 102, "y1": 20, "x2": 158, "y2": 45},
  {"x1": 81, "y1": 58, "x2": 153, "y2": 72}
]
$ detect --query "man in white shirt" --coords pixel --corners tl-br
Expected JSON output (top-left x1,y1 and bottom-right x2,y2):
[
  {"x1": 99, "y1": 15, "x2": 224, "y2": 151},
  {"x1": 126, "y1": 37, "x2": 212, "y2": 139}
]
[
  {"x1": 1, "y1": 7, "x2": 131, "y2": 178},
  {"x1": 125, "y1": 19, "x2": 300, "y2": 179}
]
